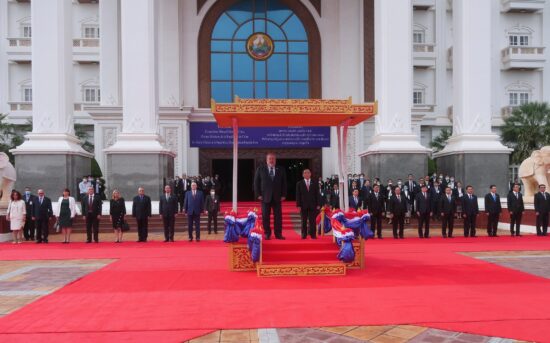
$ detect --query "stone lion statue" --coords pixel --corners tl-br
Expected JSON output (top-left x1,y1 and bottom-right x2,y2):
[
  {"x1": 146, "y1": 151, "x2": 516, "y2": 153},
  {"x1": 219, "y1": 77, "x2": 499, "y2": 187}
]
[{"x1": 518, "y1": 146, "x2": 550, "y2": 202}]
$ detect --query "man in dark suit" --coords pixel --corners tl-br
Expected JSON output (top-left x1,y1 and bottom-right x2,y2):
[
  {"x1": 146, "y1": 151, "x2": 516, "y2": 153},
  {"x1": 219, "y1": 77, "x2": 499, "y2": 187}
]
[
  {"x1": 22, "y1": 187, "x2": 37, "y2": 241},
  {"x1": 439, "y1": 186, "x2": 456, "y2": 238},
  {"x1": 388, "y1": 186, "x2": 407, "y2": 239},
  {"x1": 329, "y1": 183, "x2": 341, "y2": 210},
  {"x1": 82, "y1": 186, "x2": 102, "y2": 243},
  {"x1": 349, "y1": 188, "x2": 363, "y2": 211},
  {"x1": 160, "y1": 185, "x2": 179, "y2": 242},
  {"x1": 132, "y1": 187, "x2": 152, "y2": 242},
  {"x1": 507, "y1": 183, "x2": 524, "y2": 237},
  {"x1": 534, "y1": 184, "x2": 550, "y2": 236},
  {"x1": 431, "y1": 181, "x2": 442, "y2": 221},
  {"x1": 174, "y1": 176, "x2": 184, "y2": 212},
  {"x1": 484, "y1": 185, "x2": 502, "y2": 237},
  {"x1": 296, "y1": 169, "x2": 321, "y2": 239},
  {"x1": 184, "y1": 181, "x2": 204, "y2": 242},
  {"x1": 462, "y1": 185, "x2": 479, "y2": 237},
  {"x1": 368, "y1": 184, "x2": 386, "y2": 238},
  {"x1": 254, "y1": 152, "x2": 287, "y2": 240},
  {"x1": 415, "y1": 184, "x2": 432, "y2": 238},
  {"x1": 34, "y1": 189, "x2": 53, "y2": 243},
  {"x1": 204, "y1": 188, "x2": 220, "y2": 234}
]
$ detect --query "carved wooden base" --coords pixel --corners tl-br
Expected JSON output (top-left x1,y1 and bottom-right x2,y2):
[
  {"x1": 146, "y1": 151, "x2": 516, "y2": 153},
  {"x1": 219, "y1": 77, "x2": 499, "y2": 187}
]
[
  {"x1": 346, "y1": 239, "x2": 365, "y2": 269},
  {"x1": 257, "y1": 263, "x2": 346, "y2": 277},
  {"x1": 229, "y1": 243, "x2": 256, "y2": 271}
]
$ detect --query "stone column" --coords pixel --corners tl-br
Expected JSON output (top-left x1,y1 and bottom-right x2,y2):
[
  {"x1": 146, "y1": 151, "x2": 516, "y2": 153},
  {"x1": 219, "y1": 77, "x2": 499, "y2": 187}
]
[
  {"x1": 99, "y1": 0, "x2": 121, "y2": 107},
  {"x1": 104, "y1": 0, "x2": 174, "y2": 197},
  {"x1": 12, "y1": 0, "x2": 92, "y2": 197},
  {"x1": 434, "y1": 0, "x2": 511, "y2": 193},
  {"x1": 359, "y1": 0, "x2": 430, "y2": 181}
]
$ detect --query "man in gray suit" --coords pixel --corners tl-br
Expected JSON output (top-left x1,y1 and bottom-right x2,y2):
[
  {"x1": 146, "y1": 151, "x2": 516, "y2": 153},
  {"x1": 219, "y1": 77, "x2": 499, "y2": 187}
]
[{"x1": 254, "y1": 152, "x2": 287, "y2": 240}]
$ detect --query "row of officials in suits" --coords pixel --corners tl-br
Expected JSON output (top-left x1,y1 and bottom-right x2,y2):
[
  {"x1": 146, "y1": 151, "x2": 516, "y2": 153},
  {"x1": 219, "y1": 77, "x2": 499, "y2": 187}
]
[
  {"x1": 298, "y1": 174, "x2": 550, "y2": 239},
  {"x1": 14, "y1": 182, "x2": 221, "y2": 244}
]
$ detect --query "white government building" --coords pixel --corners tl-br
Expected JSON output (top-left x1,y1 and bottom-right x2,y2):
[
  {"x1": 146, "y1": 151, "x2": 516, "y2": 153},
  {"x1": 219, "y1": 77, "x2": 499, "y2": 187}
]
[{"x1": 0, "y1": 0, "x2": 549, "y2": 199}]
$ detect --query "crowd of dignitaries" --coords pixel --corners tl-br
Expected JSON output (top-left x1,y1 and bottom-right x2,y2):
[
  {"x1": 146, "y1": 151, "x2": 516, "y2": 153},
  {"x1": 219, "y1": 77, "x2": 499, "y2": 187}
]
[{"x1": 315, "y1": 173, "x2": 550, "y2": 239}]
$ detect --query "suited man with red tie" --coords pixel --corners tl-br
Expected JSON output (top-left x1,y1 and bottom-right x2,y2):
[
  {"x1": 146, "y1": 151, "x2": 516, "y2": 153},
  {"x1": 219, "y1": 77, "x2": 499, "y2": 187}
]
[
  {"x1": 183, "y1": 182, "x2": 205, "y2": 242},
  {"x1": 484, "y1": 185, "x2": 502, "y2": 237},
  {"x1": 462, "y1": 185, "x2": 479, "y2": 237},
  {"x1": 296, "y1": 169, "x2": 321, "y2": 239},
  {"x1": 415, "y1": 184, "x2": 432, "y2": 238},
  {"x1": 254, "y1": 152, "x2": 287, "y2": 240},
  {"x1": 439, "y1": 186, "x2": 456, "y2": 238},
  {"x1": 507, "y1": 183, "x2": 524, "y2": 237}
]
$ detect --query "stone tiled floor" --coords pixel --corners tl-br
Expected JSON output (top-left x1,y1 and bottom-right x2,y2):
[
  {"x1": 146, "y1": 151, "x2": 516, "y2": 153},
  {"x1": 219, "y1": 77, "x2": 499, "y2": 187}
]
[
  {"x1": 185, "y1": 326, "x2": 531, "y2": 343},
  {"x1": 464, "y1": 250, "x2": 550, "y2": 279},
  {"x1": 0, "y1": 259, "x2": 113, "y2": 317}
]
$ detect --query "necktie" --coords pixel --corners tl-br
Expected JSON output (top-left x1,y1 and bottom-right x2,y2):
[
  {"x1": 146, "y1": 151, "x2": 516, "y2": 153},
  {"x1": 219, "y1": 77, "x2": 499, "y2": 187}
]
[
  {"x1": 354, "y1": 197, "x2": 358, "y2": 204},
  {"x1": 89, "y1": 196, "x2": 93, "y2": 211},
  {"x1": 469, "y1": 195, "x2": 472, "y2": 200},
  {"x1": 269, "y1": 167, "x2": 274, "y2": 180},
  {"x1": 397, "y1": 196, "x2": 401, "y2": 203},
  {"x1": 40, "y1": 197, "x2": 43, "y2": 205},
  {"x1": 492, "y1": 193, "x2": 496, "y2": 201},
  {"x1": 306, "y1": 180, "x2": 310, "y2": 191},
  {"x1": 515, "y1": 192, "x2": 518, "y2": 199},
  {"x1": 448, "y1": 195, "x2": 451, "y2": 202},
  {"x1": 423, "y1": 192, "x2": 426, "y2": 198},
  {"x1": 193, "y1": 191, "x2": 196, "y2": 198},
  {"x1": 166, "y1": 194, "x2": 169, "y2": 201}
]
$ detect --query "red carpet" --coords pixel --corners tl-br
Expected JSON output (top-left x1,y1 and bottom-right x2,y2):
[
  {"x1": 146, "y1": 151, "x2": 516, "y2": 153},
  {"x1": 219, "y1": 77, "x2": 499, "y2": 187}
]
[{"x1": 1, "y1": 202, "x2": 550, "y2": 342}]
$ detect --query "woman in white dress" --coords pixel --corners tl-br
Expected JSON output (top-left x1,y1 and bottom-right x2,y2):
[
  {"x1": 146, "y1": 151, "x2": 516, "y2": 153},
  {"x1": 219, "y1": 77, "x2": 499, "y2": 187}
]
[{"x1": 7, "y1": 190, "x2": 26, "y2": 244}]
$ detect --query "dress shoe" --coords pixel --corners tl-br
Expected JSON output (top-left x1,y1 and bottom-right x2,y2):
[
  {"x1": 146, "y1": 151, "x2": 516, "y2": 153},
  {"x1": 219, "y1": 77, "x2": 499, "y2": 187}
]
[
  {"x1": 377, "y1": 236, "x2": 383, "y2": 239},
  {"x1": 424, "y1": 235, "x2": 430, "y2": 239},
  {"x1": 86, "y1": 241, "x2": 91, "y2": 244},
  {"x1": 164, "y1": 239, "x2": 169, "y2": 242},
  {"x1": 188, "y1": 238, "x2": 193, "y2": 242},
  {"x1": 311, "y1": 236, "x2": 317, "y2": 239},
  {"x1": 516, "y1": 234, "x2": 522, "y2": 237},
  {"x1": 399, "y1": 236, "x2": 404, "y2": 239},
  {"x1": 36, "y1": 241, "x2": 42, "y2": 244},
  {"x1": 419, "y1": 236, "x2": 424, "y2": 239},
  {"x1": 393, "y1": 236, "x2": 398, "y2": 239},
  {"x1": 276, "y1": 236, "x2": 286, "y2": 240},
  {"x1": 301, "y1": 236, "x2": 307, "y2": 239},
  {"x1": 265, "y1": 236, "x2": 271, "y2": 240},
  {"x1": 44, "y1": 240, "x2": 48, "y2": 243},
  {"x1": 442, "y1": 234, "x2": 447, "y2": 238},
  {"x1": 196, "y1": 239, "x2": 200, "y2": 242},
  {"x1": 170, "y1": 238, "x2": 174, "y2": 242}
]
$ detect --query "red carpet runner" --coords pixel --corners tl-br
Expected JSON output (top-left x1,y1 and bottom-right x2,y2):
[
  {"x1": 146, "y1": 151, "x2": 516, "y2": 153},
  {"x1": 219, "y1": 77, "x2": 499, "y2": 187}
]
[{"x1": 1, "y1": 202, "x2": 550, "y2": 342}]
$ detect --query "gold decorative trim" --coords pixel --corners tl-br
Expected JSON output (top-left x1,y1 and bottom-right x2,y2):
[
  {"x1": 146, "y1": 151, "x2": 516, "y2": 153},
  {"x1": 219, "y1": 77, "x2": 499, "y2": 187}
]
[
  {"x1": 346, "y1": 239, "x2": 365, "y2": 269},
  {"x1": 229, "y1": 243, "x2": 256, "y2": 271},
  {"x1": 257, "y1": 263, "x2": 346, "y2": 277}
]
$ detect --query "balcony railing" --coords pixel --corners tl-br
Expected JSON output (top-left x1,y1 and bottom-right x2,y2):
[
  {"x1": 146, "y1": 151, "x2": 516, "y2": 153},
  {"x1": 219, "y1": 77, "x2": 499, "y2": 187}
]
[
  {"x1": 501, "y1": 46, "x2": 546, "y2": 69},
  {"x1": 9, "y1": 102, "x2": 32, "y2": 111},
  {"x1": 7, "y1": 38, "x2": 31, "y2": 47},
  {"x1": 73, "y1": 38, "x2": 99, "y2": 48},
  {"x1": 413, "y1": 43, "x2": 435, "y2": 53},
  {"x1": 501, "y1": 105, "x2": 520, "y2": 118},
  {"x1": 412, "y1": 104, "x2": 435, "y2": 112},
  {"x1": 501, "y1": 0, "x2": 546, "y2": 13},
  {"x1": 74, "y1": 102, "x2": 99, "y2": 111}
]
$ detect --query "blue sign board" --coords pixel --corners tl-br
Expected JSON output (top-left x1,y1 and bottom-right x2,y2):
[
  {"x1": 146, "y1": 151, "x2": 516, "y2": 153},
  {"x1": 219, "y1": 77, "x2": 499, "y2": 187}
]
[{"x1": 190, "y1": 122, "x2": 330, "y2": 148}]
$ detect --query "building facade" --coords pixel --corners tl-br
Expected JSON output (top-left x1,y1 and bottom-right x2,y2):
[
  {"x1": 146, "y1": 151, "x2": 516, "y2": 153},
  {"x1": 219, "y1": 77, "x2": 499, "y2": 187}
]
[{"x1": 1, "y1": 0, "x2": 549, "y2": 197}]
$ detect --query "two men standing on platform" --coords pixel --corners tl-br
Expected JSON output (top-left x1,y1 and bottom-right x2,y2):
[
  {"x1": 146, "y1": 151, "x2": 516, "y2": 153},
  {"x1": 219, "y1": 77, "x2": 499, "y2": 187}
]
[
  {"x1": 254, "y1": 152, "x2": 287, "y2": 240},
  {"x1": 296, "y1": 169, "x2": 321, "y2": 239}
]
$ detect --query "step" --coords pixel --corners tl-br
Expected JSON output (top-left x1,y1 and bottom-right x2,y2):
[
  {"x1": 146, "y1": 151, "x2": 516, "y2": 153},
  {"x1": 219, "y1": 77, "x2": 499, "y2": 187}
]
[
  {"x1": 262, "y1": 250, "x2": 339, "y2": 263},
  {"x1": 257, "y1": 261, "x2": 346, "y2": 277}
]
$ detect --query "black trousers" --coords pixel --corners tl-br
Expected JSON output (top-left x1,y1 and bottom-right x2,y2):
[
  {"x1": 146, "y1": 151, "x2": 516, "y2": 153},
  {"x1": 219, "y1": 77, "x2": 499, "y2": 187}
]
[
  {"x1": 509, "y1": 212, "x2": 522, "y2": 235},
  {"x1": 177, "y1": 194, "x2": 185, "y2": 212},
  {"x1": 417, "y1": 212, "x2": 430, "y2": 237},
  {"x1": 187, "y1": 213, "x2": 201, "y2": 240},
  {"x1": 23, "y1": 218, "x2": 35, "y2": 240},
  {"x1": 207, "y1": 211, "x2": 218, "y2": 233},
  {"x1": 370, "y1": 213, "x2": 383, "y2": 237},
  {"x1": 536, "y1": 212, "x2": 549, "y2": 235},
  {"x1": 136, "y1": 217, "x2": 149, "y2": 241},
  {"x1": 35, "y1": 218, "x2": 49, "y2": 242},
  {"x1": 86, "y1": 213, "x2": 100, "y2": 242},
  {"x1": 300, "y1": 207, "x2": 317, "y2": 238},
  {"x1": 162, "y1": 215, "x2": 175, "y2": 240},
  {"x1": 486, "y1": 213, "x2": 499, "y2": 236},
  {"x1": 441, "y1": 213, "x2": 454, "y2": 237},
  {"x1": 261, "y1": 200, "x2": 282, "y2": 238},
  {"x1": 463, "y1": 214, "x2": 477, "y2": 237},
  {"x1": 392, "y1": 214, "x2": 404, "y2": 238}
]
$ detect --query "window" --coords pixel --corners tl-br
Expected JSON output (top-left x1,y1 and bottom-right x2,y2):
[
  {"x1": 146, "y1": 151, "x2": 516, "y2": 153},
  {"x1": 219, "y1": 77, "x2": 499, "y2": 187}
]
[
  {"x1": 509, "y1": 92, "x2": 529, "y2": 106},
  {"x1": 509, "y1": 34, "x2": 529, "y2": 46},
  {"x1": 22, "y1": 25, "x2": 32, "y2": 38},
  {"x1": 83, "y1": 25, "x2": 99, "y2": 38},
  {"x1": 23, "y1": 87, "x2": 32, "y2": 102},
  {"x1": 210, "y1": 0, "x2": 309, "y2": 102},
  {"x1": 413, "y1": 91, "x2": 424, "y2": 105},
  {"x1": 413, "y1": 32, "x2": 425, "y2": 44},
  {"x1": 83, "y1": 87, "x2": 100, "y2": 103}
]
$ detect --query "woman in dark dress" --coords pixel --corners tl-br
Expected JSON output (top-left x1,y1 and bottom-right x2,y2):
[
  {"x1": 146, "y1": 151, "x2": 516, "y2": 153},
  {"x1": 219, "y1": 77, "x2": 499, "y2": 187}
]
[
  {"x1": 55, "y1": 188, "x2": 77, "y2": 244},
  {"x1": 109, "y1": 189, "x2": 126, "y2": 243}
]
